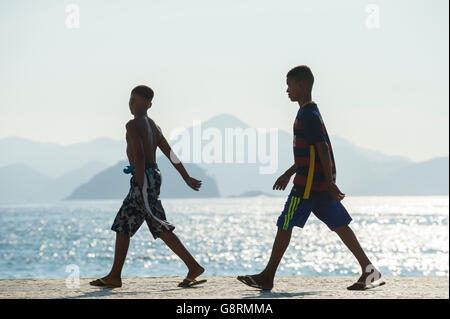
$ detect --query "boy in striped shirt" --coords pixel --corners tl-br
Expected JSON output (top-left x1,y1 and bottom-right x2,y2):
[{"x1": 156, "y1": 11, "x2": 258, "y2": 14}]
[{"x1": 238, "y1": 66, "x2": 384, "y2": 291}]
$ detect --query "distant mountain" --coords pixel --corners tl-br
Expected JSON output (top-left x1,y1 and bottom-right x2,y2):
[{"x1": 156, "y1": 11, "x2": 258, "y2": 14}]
[
  {"x1": 172, "y1": 114, "x2": 294, "y2": 197},
  {"x1": 0, "y1": 136, "x2": 125, "y2": 178},
  {"x1": 173, "y1": 114, "x2": 448, "y2": 197},
  {"x1": 330, "y1": 137, "x2": 449, "y2": 195},
  {"x1": 43, "y1": 161, "x2": 109, "y2": 200},
  {"x1": 0, "y1": 161, "x2": 108, "y2": 203},
  {"x1": 331, "y1": 136, "x2": 412, "y2": 194},
  {"x1": 361, "y1": 157, "x2": 449, "y2": 195},
  {"x1": 1, "y1": 113, "x2": 448, "y2": 202},
  {"x1": 65, "y1": 156, "x2": 220, "y2": 200},
  {"x1": 0, "y1": 163, "x2": 52, "y2": 203}
]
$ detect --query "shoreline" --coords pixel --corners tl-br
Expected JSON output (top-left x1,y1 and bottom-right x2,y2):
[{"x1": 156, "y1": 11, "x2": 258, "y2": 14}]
[{"x1": 0, "y1": 276, "x2": 448, "y2": 299}]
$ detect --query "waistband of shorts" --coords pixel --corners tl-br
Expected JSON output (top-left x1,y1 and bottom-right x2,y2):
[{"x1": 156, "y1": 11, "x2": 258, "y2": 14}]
[
  {"x1": 145, "y1": 163, "x2": 158, "y2": 169},
  {"x1": 290, "y1": 185, "x2": 332, "y2": 201},
  {"x1": 130, "y1": 163, "x2": 158, "y2": 175}
]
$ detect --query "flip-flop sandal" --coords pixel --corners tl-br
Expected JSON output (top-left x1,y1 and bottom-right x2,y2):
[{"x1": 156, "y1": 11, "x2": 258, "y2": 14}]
[
  {"x1": 347, "y1": 279, "x2": 385, "y2": 291},
  {"x1": 89, "y1": 278, "x2": 122, "y2": 288},
  {"x1": 178, "y1": 278, "x2": 207, "y2": 288},
  {"x1": 237, "y1": 275, "x2": 269, "y2": 291}
]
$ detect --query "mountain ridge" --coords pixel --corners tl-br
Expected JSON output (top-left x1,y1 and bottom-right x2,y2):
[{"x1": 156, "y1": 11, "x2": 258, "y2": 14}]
[{"x1": 1, "y1": 113, "x2": 448, "y2": 202}]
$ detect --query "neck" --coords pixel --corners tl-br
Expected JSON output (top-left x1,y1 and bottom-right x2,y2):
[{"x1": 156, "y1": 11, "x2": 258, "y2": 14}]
[
  {"x1": 298, "y1": 94, "x2": 312, "y2": 107},
  {"x1": 134, "y1": 111, "x2": 148, "y2": 119}
]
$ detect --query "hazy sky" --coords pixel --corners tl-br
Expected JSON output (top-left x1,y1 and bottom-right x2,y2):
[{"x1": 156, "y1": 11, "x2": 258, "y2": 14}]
[{"x1": 1, "y1": 0, "x2": 448, "y2": 162}]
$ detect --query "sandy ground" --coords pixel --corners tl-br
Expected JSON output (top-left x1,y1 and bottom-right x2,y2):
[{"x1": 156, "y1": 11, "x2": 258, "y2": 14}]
[{"x1": 0, "y1": 276, "x2": 448, "y2": 299}]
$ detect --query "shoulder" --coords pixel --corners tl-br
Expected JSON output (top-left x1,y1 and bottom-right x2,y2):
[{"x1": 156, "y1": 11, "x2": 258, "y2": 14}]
[
  {"x1": 146, "y1": 116, "x2": 157, "y2": 127},
  {"x1": 299, "y1": 108, "x2": 324, "y2": 131},
  {"x1": 302, "y1": 104, "x2": 321, "y2": 121},
  {"x1": 299, "y1": 107, "x2": 316, "y2": 122},
  {"x1": 147, "y1": 116, "x2": 163, "y2": 134},
  {"x1": 125, "y1": 118, "x2": 146, "y2": 133}
]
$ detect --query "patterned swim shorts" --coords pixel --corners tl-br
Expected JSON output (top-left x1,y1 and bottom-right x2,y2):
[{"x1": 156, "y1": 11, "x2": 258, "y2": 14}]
[{"x1": 111, "y1": 163, "x2": 175, "y2": 239}]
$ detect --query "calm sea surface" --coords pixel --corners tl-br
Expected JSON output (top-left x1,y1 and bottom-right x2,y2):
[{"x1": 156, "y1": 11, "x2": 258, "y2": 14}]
[{"x1": 0, "y1": 196, "x2": 448, "y2": 279}]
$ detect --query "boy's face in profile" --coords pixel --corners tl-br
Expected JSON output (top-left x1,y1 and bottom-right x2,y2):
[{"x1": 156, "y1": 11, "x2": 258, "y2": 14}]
[
  {"x1": 129, "y1": 93, "x2": 152, "y2": 115},
  {"x1": 286, "y1": 77, "x2": 308, "y2": 102}
]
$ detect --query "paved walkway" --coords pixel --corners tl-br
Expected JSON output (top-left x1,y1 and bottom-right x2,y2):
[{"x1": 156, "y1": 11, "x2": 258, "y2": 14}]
[{"x1": 0, "y1": 276, "x2": 448, "y2": 299}]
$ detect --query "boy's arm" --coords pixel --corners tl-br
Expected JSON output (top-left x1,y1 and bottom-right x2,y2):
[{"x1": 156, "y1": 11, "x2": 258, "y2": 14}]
[
  {"x1": 126, "y1": 120, "x2": 145, "y2": 189},
  {"x1": 126, "y1": 145, "x2": 134, "y2": 165},
  {"x1": 302, "y1": 112, "x2": 345, "y2": 201},
  {"x1": 314, "y1": 142, "x2": 333, "y2": 183},
  {"x1": 283, "y1": 164, "x2": 296, "y2": 177},
  {"x1": 126, "y1": 133, "x2": 134, "y2": 165},
  {"x1": 273, "y1": 164, "x2": 296, "y2": 190},
  {"x1": 158, "y1": 134, "x2": 202, "y2": 191},
  {"x1": 314, "y1": 141, "x2": 345, "y2": 201}
]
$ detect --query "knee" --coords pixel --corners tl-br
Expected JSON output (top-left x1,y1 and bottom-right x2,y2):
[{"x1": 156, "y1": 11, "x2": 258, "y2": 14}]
[
  {"x1": 332, "y1": 225, "x2": 348, "y2": 233},
  {"x1": 277, "y1": 227, "x2": 293, "y2": 236},
  {"x1": 117, "y1": 232, "x2": 130, "y2": 240},
  {"x1": 158, "y1": 229, "x2": 174, "y2": 241}
]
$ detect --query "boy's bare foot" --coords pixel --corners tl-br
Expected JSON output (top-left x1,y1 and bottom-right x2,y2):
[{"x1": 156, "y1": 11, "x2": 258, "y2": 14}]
[
  {"x1": 186, "y1": 265, "x2": 205, "y2": 281},
  {"x1": 237, "y1": 273, "x2": 273, "y2": 291},
  {"x1": 89, "y1": 275, "x2": 122, "y2": 288},
  {"x1": 177, "y1": 265, "x2": 207, "y2": 287}
]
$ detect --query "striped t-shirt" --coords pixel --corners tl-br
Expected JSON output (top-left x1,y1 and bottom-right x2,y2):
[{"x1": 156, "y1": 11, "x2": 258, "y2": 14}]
[{"x1": 292, "y1": 102, "x2": 336, "y2": 201}]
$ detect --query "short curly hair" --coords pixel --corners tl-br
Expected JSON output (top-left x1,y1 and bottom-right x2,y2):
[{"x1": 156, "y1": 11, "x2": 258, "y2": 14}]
[
  {"x1": 131, "y1": 85, "x2": 154, "y2": 101},
  {"x1": 287, "y1": 65, "x2": 314, "y2": 88}
]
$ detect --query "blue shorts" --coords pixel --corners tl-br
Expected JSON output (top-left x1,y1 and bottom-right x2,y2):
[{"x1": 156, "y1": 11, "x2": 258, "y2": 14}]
[{"x1": 276, "y1": 193, "x2": 352, "y2": 231}]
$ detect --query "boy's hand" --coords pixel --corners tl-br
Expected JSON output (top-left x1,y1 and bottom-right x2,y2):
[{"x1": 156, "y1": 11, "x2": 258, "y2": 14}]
[
  {"x1": 273, "y1": 173, "x2": 291, "y2": 190},
  {"x1": 184, "y1": 176, "x2": 202, "y2": 191},
  {"x1": 326, "y1": 181, "x2": 345, "y2": 201}
]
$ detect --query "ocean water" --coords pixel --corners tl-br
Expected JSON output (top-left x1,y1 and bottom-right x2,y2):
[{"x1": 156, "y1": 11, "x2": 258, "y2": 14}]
[{"x1": 0, "y1": 196, "x2": 448, "y2": 279}]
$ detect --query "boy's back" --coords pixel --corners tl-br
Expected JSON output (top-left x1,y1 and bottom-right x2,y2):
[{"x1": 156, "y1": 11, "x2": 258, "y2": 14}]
[{"x1": 126, "y1": 116, "x2": 163, "y2": 164}]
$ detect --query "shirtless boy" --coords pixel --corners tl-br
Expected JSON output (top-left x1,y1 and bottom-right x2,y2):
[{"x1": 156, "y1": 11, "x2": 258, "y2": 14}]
[{"x1": 90, "y1": 85, "x2": 206, "y2": 288}]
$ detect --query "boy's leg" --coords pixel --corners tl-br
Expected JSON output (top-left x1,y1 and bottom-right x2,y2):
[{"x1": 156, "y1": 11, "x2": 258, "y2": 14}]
[
  {"x1": 140, "y1": 167, "x2": 204, "y2": 280},
  {"x1": 159, "y1": 230, "x2": 204, "y2": 279},
  {"x1": 91, "y1": 171, "x2": 148, "y2": 287},
  {"x1": 334, "y1": 225, "x2": 381, "y2": 283},
  {"x1": 107, "y1": 232, "x2": 130, "y2": 280},
  {"x1": 90, "y1": 232, "x2": 130, "y2": 287},
  {"x1": 241, "y1": 227, "x2": 293, "y2": 290},
  {"x1": 334, "y1": 225, "x2": 371, "y2": 270},
  {"x1": 313, "y1": 200, "x2": 384, "y2": 290},
  {"x1": 313, "y1": 200, "x2": 383, "y2": 288},
  {"x1": 260, "y1": 227, "x2": 293, "y2": 284},
  {"x1": 238, "y1": 194, "x2": 309, "y2": 290}
]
